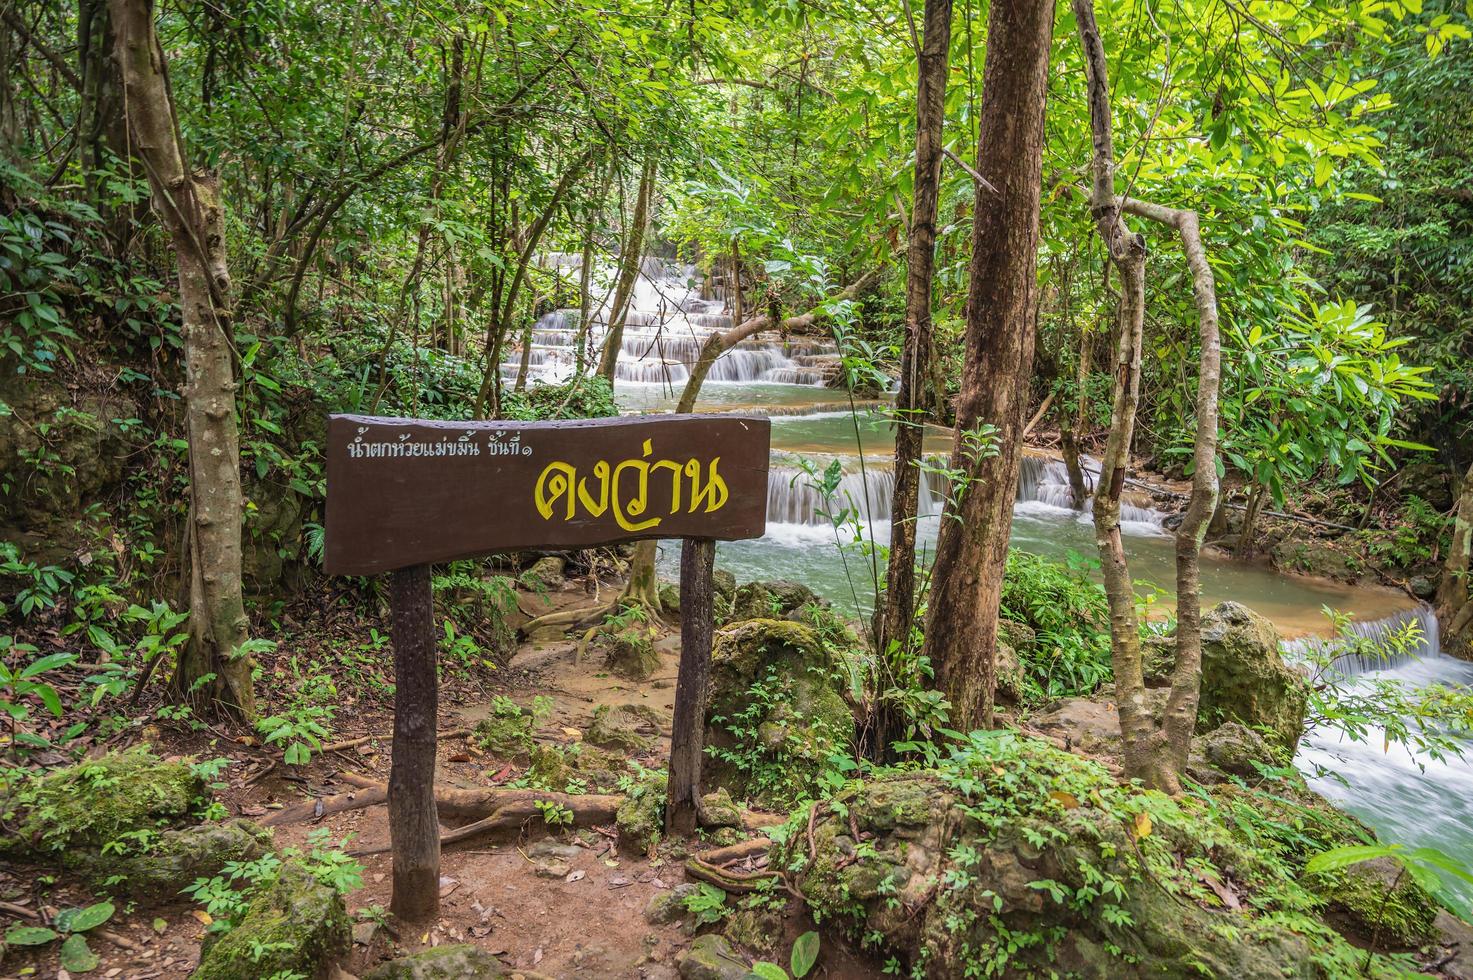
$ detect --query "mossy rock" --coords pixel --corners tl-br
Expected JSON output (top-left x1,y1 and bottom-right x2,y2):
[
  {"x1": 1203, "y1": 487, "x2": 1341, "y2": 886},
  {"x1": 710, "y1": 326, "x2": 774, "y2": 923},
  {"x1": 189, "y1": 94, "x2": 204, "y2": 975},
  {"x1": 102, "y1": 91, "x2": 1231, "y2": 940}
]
[
  {"x1": 1271, "y1": 537, "x2": 1362, "y2": 582},
  {"x1": 1312, "y1": 856, "x2": 1440, "y2": 948},
  {"x1": 703, "y1": 619, "x2": 855, "y2": 807},
  {"x1": 723, "y1": 905, "x2": 785, "y2": 953},
  {"x1": 364, "y1": 944, "x2": 515, "y2": 979},
  {"x1": 783, "y1": 737, "x2": 1395, "y2": 979},
  {"x1": 676, "y1": 933, "x2": 751, "y2": 980},
  {"x1": 0, "y1": 747, "x2": 207, "y2": 858},
  {"x1": 194, "y1": 861, "x2": 350, "y2": 980},
  {"x1": 697, "y1": 787, "x2": 743, "y2": 829},
  {"x1": 997, "y1": 618, "x2": 1036, "y2": 656},
  {"x1": 71, "y1": 819, "x2": 271, "y2": 897},
  {"x1": 1188, "y1": 721, "x2": 1279, "y2": 782},
  {"x1": 1199, "y1": 601, "x2": 1308, "y2": 753},
  {"x1": 659, "y1": 581, "x2": 682, "y2": 615},
  {"x1": 728, "y1": 580, "x2": 825, "y2": 624},
  {"x1": 527, "y1": 743, "x2": 625, "y2": 793},
  {"x1": 617, "y1": 772, "x2": 667, "y2": 855},
  {"x1": 585, "y1": 703, "x2": 662, "y2": 753},
  {"x1": 602, "y1": 626, "x2": 660, "y2": 680},
  {"x1": 473, "y1": 709, "x2": 535, "y2": 758}
]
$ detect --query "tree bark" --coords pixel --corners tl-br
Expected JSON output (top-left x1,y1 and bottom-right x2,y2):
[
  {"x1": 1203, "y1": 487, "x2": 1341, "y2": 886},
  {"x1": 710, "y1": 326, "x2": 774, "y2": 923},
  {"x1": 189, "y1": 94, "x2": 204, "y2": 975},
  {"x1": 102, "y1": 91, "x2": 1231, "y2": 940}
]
[
  {"x1": 1438, "y1": 461, "x2": 1473, "y2": 658},
  {"x1": 920, "y1": 0, "x2": 1055, "y2": 733},
  {"x1": 1074, "y1": 0, "x2": 1223, "y2": 790},
  {"x1": 667, "y1": 539, "x2": 715, "y2": 836},
  {"x1": 877, "y1": 0, "x2": 952, "y2": 670},
  {"x1": 110, "y1": 0, "x2": 256, "y2": 720},
  {"x1": 596, "y1": 156, "x2": 657, "y2": 383}
]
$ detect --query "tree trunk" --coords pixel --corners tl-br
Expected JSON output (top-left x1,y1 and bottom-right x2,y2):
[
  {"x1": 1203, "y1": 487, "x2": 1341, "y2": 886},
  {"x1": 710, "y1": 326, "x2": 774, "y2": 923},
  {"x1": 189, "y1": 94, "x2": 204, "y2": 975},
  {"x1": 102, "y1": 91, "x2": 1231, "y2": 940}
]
[
  {"x1": 877, "y1": 0, "x2": 952, "y2": 669},
  {"x1": 596, "y1": 157, "x2": 657, "y2": 383},
  {"x1": 1074, "y1": 0, "x2": 1223, "y2": 790},
  {"x1": 920, "y1": 0, "x2": 1055, "y2": 733},
  {"x1": 1236, "y1": 484, "x2": 1266, "y2": 558},
  {"x1": 618, "y1": 539, "x2": 664, "y2": 616},
  {"x1": 111, "y1": 0, "x2": 256, "y2": 720},
  {"x1": 1438, "y1": 461, "x2": 1473, "y2": 658},
  {"x1": 1057, "y1": 401, "x2": 1090, "y2": 508}
]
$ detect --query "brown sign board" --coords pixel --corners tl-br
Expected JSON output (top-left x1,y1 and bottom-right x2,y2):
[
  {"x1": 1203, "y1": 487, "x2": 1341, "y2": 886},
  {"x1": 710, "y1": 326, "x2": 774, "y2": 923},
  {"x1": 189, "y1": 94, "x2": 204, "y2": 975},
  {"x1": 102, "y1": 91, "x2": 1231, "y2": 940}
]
[{"x1": 324, "y1": 413, "x2": 771, "y2": 575}]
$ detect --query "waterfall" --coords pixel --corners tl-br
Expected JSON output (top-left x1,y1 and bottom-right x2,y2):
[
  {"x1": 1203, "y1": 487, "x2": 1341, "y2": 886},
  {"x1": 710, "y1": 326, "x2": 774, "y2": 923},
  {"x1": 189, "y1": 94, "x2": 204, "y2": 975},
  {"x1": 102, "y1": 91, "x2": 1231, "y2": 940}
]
[{"x1": 1285, "y1": 604, "x2": 1443, "y2": 675}]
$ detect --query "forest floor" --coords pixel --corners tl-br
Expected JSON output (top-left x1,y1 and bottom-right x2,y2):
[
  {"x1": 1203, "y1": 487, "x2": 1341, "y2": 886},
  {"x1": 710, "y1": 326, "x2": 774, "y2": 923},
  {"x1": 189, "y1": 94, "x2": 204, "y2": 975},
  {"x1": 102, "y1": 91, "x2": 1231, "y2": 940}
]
[{"x1": 0, "y1": 574, "x2": 884, "y2": 980}]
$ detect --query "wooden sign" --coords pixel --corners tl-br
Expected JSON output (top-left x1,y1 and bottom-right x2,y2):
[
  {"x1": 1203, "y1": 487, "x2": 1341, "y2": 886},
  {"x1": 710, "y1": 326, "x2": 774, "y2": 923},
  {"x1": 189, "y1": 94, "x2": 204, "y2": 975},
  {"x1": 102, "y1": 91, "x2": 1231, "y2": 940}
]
[
  {"x1": 322, "y1": 410, "x2": 771, "y2": 923},
  {"x1": 324, "y1": 413, "x2": 771, "y2": 575}
]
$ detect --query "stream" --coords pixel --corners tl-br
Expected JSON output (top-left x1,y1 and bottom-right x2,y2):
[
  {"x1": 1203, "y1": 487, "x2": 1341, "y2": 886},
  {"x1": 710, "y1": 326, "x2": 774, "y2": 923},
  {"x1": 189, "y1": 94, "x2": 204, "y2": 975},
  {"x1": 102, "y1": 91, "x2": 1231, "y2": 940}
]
[{"x1": 518, "y1": 258, "x2": 1473, "y2": 914}]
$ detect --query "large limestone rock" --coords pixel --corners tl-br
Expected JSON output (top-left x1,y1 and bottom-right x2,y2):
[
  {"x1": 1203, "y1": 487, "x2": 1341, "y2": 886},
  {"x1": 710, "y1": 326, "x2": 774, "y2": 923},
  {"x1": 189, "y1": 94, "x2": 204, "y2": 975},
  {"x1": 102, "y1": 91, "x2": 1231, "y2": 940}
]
[
  {"x1": 0, "y1": 747, "x2": 206, "y2": 858},
  {"x1": 784, "y1": 738, "x2": 1380, "y2": 979},
  {"x1": 676, "y1": 934, "x2": 751, "y2": 980},
  {"x1": 1198, "y1": 601, "x2": 1309, "y2": 752},
  {"x1": 194, "y1": 861, "x2": 350, "y2": 980},
  {"x1": 728, "y1": 580, "x2": 826, "y2": 624},
  {"x1": 703, "y1": 619, "x2": 855, "y2": 806},
  {"x1": 73, "y1": 819, "x2": 272, "y2": 896}
]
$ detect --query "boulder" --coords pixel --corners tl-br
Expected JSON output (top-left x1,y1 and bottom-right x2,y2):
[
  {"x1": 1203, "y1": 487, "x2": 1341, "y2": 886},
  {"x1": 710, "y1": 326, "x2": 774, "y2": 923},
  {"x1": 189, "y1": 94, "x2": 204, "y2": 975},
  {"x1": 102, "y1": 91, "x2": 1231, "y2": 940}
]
[
  {"x1": 676, "y1": 934, "x2": 751, "y2": 980},
  {"x1": 0, "y1": 747, "x2": 206, "y2": 858},
  {"x1": 194, "y1": 862, "x2": 351, "y2": 980},
  {"x1": 585, "y1": 703, "x2": 663, "y2": 753},
  {"x1": 1312, "y1": 856, "x2": 1440, "y2": 948},
  {"x1": 1199, "y1": 601, "x2": 1308, "y2": 753},
  {"x1": 364, "y1": 945, "x2": 520, "y2": 979},
  {"x1": 697, "y1": 788, "x2": 743, "y2": 829},
  {"x1": 645, "y1": 883, "x2": 701, "y2": 925},
  {"x1": 703, "y1": 619, "x2": 854, "y2": 806},
  {"x1": 525, "y1": 743, "x2": 624, "y2": 793},
  {"x1": 994, "y1": 641, "x2": 1025, "y2": 706},
  {"x1": 617, "y1": 771, "x2": 667, "y2": 855},
  {"x1": 659, "y1": 581, "x2": 682, "y2": 615},
  {"x1": 1028, "y1": 697, "x2": 1123, "y2": 756},
  {"x1": 523, "y1": 555, "x2": 566, "y2": 589},
  {"x1": 72, "y1": 819, "x2": 272, "y2": 897},
  {"x1": 601, "y1": 626, "x2": 660, "y2": 681},
  {"x1": 728, "y1": 580, "x2": 825, "y2": 624},
  {"x1": 1189, "y1": 722, "x2": 1277, "y2": 782},
  {"x1": 473, "y1": 703, "x2": 535, "y2": 758},
  {"x1": 785, "y1": 739, "x2": 1376, "y2": 979}
]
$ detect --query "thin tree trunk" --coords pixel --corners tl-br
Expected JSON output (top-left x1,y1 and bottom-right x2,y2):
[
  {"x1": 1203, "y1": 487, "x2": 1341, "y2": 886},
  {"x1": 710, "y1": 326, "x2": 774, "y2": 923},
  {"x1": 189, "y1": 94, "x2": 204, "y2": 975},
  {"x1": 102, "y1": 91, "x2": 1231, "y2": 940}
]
[
  {"x1": 878, "y1": 0, "x2": 952, "y2": 668},
  {"x1": 618, "y1": 539, "x2": 664, "y2": 615},
  {"x1": 1075, "y1": 0, "x2": 1223, "y2": 790},
  {"x1": 1057, "y1": 401, "x2": 1089, "y2": 508},
  {"x1": 1236, "y1": 483, "x2": 1266, "y2": 558},
  {"x1": 920, "y1": 0, "x2": 1055, "y2": 733},
  {"x1": 111, "y1": 0, "x2": 256, "y2": 720},
  {"x1": 596, "y1": 157, "x2": 657, "y2": 383}
]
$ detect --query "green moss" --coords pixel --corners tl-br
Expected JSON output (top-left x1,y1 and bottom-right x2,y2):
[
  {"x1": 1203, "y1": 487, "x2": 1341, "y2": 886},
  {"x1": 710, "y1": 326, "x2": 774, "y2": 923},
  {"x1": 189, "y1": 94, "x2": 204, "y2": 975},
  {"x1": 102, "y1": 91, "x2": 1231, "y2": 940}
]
[
  {"x1": 473, "y1": 710, "x2": 534, "y2": 758},
  {"x1": 1313, "y1": 858, "x2": 1440, "y2": 947},
  {"x1": 0, "y1": 747, "x2": 207, "y2": 857},
  {"x1": 616, "y1": 771, "x2": 667, "y2": 855},
  {"x1": 72, "y1": 819, "x2": 272, "y2": 897},
  {"x1": 584, "y1": 703, "x2": 661, "y2": 753},
  {"x1": 703, "y1": 619, "x2": 856, "y2": 807},
  {"x1": 603, "y1": 627, "x2": 659, "y2": 680},
  {"x1": 194, "y1": 861, "x2": 350, "y2": 980}
]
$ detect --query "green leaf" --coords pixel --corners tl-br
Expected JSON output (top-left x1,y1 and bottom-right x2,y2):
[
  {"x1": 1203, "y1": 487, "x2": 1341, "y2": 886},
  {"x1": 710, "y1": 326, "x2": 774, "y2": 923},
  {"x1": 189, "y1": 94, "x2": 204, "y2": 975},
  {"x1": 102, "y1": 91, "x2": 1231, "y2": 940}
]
[
  {"x1": 59, "y1": 933, "x2": 100, "y2": 972},
  {"x1": 19, "y1": 652, "x2": 77, "y2": 679},
  {"x1": 1305, "y1": 844, "x2": 1398, "y2": 875},
  {"x1": 4, "y1": 925, "x2": 60, "y2": 945},
  {"x1": 790, "y1": 930, "x2": 821, "y2": 978},
  {"x1": 746, "y1": 964, "x2": 789, "y2": 980},
  {"x1": 57, "y1": 902, "x2": 115, "y2": 934}
]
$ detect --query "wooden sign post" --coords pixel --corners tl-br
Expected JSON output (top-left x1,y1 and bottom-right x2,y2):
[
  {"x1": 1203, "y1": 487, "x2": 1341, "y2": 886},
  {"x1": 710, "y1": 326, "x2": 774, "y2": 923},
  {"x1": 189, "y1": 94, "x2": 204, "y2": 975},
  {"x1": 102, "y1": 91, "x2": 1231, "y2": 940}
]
[{"x1": 325, "y1": 413, "x2": 769, "y2": 921}]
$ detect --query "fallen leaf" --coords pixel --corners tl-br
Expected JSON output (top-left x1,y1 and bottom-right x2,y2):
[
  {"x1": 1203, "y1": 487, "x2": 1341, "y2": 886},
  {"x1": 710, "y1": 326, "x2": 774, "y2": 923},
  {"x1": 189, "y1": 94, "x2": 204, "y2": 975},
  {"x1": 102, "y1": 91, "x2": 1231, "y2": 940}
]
[
  {"x1": 447, "y1": 753, "x2": 471, "y2": 764},
  {"x1": 565, "y1": 870, "x2": 586, "y2": 883},
  {"x1": 533, "y1": 947, "x2": 544, "y2": 965},
  {"x1": 1134, "y1": 811, "x2": 1152, "y2": 839},
  {"x1": 1049, "y1": 791, "x2": 1080, "y2": 810},
  {"x1": 1194, "y1": 868, "x2": 1241, "y2": 910},
  {"x1": 191, "y1": 910, "x2": 213, "y2": 926},
  {"x1": 560, "y1": 727, "x2": 583, "y2": 741},
  {"x1": 151, "y1": 917, "x2": 167, "y2": 934}
]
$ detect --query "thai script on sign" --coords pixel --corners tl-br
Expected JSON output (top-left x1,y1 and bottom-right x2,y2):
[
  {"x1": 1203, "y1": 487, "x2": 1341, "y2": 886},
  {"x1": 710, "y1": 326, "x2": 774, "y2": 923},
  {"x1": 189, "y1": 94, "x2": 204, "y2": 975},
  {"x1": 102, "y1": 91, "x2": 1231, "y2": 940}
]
[
  {"x1": 534, "y1": 438, "x2": 729, "y2": 532},
  {"x1": 346, "y1": 427, "x2": 534, "y2": 460}
]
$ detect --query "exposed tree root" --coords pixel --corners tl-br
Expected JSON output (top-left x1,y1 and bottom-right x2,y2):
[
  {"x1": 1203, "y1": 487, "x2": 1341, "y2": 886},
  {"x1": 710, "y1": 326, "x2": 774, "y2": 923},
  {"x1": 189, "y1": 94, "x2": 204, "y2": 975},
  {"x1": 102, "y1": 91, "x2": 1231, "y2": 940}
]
[
  {"x1": 685, "y1": 837, "x2": 781, "y2": 893},
  {"x1": 519, "y1": 600, "x2": 617, "y2": 637}
]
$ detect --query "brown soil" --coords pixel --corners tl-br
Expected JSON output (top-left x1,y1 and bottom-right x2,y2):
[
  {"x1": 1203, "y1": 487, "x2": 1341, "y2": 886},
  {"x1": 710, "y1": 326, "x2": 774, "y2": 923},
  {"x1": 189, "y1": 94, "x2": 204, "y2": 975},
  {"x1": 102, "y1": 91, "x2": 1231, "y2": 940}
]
[{"x1": 0, "y1": 573, "x2": 884, "y2": 980}]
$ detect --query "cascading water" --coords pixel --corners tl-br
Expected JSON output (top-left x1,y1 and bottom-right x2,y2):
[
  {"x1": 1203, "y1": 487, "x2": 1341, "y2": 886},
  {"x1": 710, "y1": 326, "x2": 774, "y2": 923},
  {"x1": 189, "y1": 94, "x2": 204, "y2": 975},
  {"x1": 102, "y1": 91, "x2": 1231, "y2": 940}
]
[{"x1": 511, "y1": 255, "x2": 836, "y2": 388}]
